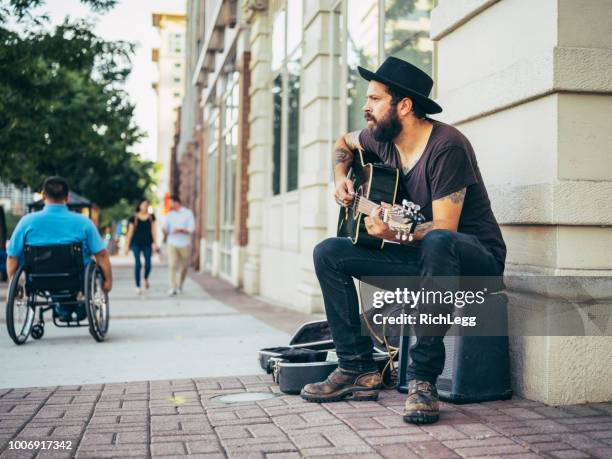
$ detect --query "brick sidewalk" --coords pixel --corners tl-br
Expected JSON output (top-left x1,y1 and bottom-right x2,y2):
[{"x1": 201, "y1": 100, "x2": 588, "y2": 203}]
[{"x1": 1, "y1": 375, "x2": 611, "y2": 458}]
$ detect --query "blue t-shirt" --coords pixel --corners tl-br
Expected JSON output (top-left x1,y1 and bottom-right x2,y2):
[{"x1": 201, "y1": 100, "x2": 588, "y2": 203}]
[{"x1": 7, "y1": 204, "x2": 105, "y2": 265}]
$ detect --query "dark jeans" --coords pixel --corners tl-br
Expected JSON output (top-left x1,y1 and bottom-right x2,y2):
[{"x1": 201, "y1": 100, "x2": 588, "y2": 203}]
[
  {"x1": 132, "y1": 244, "x2": 152, "y2": 288},
  {"x1": 313, "y1": 229, "x2": 502, "y2": 384}
]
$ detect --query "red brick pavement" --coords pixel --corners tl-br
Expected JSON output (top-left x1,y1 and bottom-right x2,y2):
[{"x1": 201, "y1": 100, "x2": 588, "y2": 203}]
[{"x1": 1, "y1": 375, "x2": 611, "y2": 458}]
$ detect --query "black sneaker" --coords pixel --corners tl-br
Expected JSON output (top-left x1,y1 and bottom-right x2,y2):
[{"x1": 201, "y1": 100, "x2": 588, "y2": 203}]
[
  {"x1": 300, "y1": 368, "x2": 381, "y2": 403},
  {"x1": 402, "y1": 380, "x2": 440, "y2": 424}
]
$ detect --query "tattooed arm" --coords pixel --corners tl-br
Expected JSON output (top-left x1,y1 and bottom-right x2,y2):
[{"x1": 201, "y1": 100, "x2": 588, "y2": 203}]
[
  {"x1": 334, "y1": 131, "x2": 362, "y2": 180},
  {"x1": 333, "y1": 131, "x2": 363, "y2": 206},
  {"x1": 412, "y1": 188, "x2": 467, "y2": 241}
]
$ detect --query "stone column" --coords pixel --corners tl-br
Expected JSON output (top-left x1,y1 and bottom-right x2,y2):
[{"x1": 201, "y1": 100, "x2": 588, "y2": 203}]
[
  {"x1": 294, "y1": 0, "x2": 336, "y2": 313},
  {"x1": 242, "y1": 2, "x2": 272, "y2": 295},
  {"x1": 431, "y1": 0, "x2": 612, "y2": 404}
]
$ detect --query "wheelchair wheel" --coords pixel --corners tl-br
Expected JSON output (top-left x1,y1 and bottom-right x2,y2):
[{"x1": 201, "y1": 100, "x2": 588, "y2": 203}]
[
  {"x1": 84, "y1": 262, "x2": 109, "y2": 342},
  {"x1": 6, "y1": 265, "x2": 35, "y2": 345},
  {"x1": 31, "y1": 323, "x2": 44, "y2": 340}
]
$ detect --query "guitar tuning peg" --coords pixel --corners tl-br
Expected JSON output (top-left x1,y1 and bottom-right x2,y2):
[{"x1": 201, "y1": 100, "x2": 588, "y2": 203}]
[
  {"x1": 401, "y1": 232, "x2": 408, "y2": 241},
  {"x1": 395, "y1": 231, "x2": 401, "y2": 240}
]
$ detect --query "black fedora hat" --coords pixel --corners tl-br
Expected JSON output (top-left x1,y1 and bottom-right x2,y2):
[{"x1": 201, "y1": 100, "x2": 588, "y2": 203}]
[{"x1": 358, "y1": 56, "x2": 442, "y2": 114}]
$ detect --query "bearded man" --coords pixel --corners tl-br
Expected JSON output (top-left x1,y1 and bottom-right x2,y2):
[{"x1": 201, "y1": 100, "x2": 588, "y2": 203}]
[{"x1": 300, "y1": 57, "x2": 506, "y2": 425}]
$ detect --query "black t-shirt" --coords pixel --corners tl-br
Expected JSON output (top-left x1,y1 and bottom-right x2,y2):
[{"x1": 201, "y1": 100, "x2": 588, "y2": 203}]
[
  {"x1": 359, "y1": 119, "x2": 506, "y2": 272},
  {"x1": 128, "y1": 214, "x2": 156, "y2": 247}
]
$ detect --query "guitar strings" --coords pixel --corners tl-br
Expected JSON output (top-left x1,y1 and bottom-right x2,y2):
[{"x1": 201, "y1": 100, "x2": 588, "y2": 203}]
[
  {"x1": 353, "y1": 195, "x2": 414, "y2": 230},
  {"x1": 354, "y1": 195, "x2": 399, "y2": 217}
]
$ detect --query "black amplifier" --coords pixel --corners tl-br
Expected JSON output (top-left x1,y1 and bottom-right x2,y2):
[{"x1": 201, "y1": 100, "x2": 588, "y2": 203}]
[{"x1": 396, "y1": 292, "x2": 512, "y2": 403}]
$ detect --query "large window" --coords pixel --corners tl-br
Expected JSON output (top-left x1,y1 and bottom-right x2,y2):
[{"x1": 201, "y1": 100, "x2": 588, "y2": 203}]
[
  {"x1": 347, "y1": 0, "x2": 379, "y2": 131},
  {"x1": 272, "y1": 74, "x2": 282, "y2": 195},
  {"x1": 204, "y1": 103, "x2": 219, "y2": 271},
  {"x1": 220, "y1": 71, "x2": 239, "y2": 276},
  {"x1": 169, "y1": 32, "x2": 184, "y2": 55},
  {"x1": 271, "y1": 1, "x2": 302, "y2": 195},
  {"x1": 202, "y1": 61, "x2": 240, "y2": 276},
  {"x1": 384, "y1": 0, "x2": 434, "y2": 76},
  {"x1": 343, "y1": 0, "x2": 435, "y2": 132},
  {"x1": 286, "y1": 54, "x2": 300, "y2": 191}
]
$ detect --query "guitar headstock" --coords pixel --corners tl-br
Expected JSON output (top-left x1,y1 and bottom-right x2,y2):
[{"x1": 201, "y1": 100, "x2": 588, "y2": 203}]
[{"x1": 382, "y1": 199, "x2": 426, "y2": 241}]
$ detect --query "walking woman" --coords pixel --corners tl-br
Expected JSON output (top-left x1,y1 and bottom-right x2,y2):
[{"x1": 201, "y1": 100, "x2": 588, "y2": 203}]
[{"x1": 124, "y1": 199, "x2": 158, "y2": 294}]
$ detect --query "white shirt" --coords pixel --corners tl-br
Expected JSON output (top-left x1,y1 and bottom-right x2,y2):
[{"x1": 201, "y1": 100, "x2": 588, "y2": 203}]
[{"x1": 163, "y1": 207, "x2": 195, "y2": 248}]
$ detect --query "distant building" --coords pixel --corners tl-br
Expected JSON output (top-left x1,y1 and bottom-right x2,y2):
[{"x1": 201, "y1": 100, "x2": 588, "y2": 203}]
[{"x1": 152, "y1": 12, "x2": 187, "y2": 213}]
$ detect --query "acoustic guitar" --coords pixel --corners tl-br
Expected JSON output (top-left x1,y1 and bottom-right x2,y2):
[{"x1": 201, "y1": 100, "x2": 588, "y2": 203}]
[{"x1": 336, "y1": 149, "x2": 425, "y2": 249}]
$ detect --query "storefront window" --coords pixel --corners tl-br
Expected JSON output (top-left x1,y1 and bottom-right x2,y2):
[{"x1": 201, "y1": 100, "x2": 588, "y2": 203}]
[
  {"x1": 286, "y1": 52, "x2": 300, "y2": 192},
  {"x1": 220, "y1": 71, "x2": 239, "y2": 276},
  {"x1": 272, "y1": 75, "x2": 282, "y2": 195},
  {"x1": 340, "y1": 0, "x2": 435, "y2": 133},
  {"x1": 204, "y1": 104, "x2": 219, "y2": 271},
  {"x1": 346, "y1": 0, "x2": 379, "y2": 132},
  {"x1": 384, "y1": 0, "x2": 434, "y2": 76},
  {"x1": 270, "y1": 0, "x2": 302, "y2": 195}
]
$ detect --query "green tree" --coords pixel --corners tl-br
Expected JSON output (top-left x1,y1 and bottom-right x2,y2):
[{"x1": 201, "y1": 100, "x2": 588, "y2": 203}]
[{"x1": 0, "y1": 0, "x2": 155, "y2": 209}]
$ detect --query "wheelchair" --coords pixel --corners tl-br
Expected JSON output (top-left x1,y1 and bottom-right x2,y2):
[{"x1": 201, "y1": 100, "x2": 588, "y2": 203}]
[{"x1": 5, "y1": 243, "x2": 109, "y2": 344}]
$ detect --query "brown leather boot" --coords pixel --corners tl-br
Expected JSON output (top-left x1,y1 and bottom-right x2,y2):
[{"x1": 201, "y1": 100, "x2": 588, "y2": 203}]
[
  {"x1": 402, "y1": 380, "x2": 440, "y2": 424},
  {"x1": 300, "y1": 368, "x2": 382, "y2": 402}
]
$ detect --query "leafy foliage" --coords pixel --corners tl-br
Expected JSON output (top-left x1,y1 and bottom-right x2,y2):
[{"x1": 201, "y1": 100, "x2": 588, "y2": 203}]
[
  {"x1": 0, "y1": 0, "x2": 154, "y2": 210},
  {"x1": 97, "y1": 198, "x2": 132, "y2": 231}
]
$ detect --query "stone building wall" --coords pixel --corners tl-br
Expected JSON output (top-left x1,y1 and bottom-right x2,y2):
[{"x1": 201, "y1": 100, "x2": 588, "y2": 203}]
[{"x1": 431, "y1": 0, "x2": 612, "y2": 405}]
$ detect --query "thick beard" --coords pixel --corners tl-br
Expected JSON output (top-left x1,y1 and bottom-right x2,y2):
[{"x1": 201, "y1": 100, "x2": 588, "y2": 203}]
[{"x1": 370, "y1": 106, "x2": 403, "y2": 142}]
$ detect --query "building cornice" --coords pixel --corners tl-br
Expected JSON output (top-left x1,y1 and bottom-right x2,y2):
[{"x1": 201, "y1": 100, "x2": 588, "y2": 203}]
[{"x1": 152, "y1": 12, "x2": 186, "y2": 28}]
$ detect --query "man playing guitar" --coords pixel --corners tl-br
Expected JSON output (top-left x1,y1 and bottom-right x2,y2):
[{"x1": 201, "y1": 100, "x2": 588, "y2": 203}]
[{"x1": 300, "y1": 57, "x2": 506, "y2": 425}]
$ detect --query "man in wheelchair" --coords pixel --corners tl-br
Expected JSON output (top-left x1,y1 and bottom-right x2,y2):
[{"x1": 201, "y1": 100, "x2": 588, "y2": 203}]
[{"x1": 6, "y1": 177, "x2": 112, "y2": 326}]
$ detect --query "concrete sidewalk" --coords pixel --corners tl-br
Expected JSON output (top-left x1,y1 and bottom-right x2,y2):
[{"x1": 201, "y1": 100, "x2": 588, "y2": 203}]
[
  {"x1": 0, "y1": 374, "x2": 611, "y2": 458},
  {"x1": 0, "y1": 259, "x2": 317, "y2": 389}
]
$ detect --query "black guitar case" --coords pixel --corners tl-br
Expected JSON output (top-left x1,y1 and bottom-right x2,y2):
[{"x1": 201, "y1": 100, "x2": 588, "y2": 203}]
[
  {"x1": 258, "y1": 320, "x2": 334, "y2": 374},
  {"x1": 259, "y1": 319, "x2": 397, "y2": 395}
]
